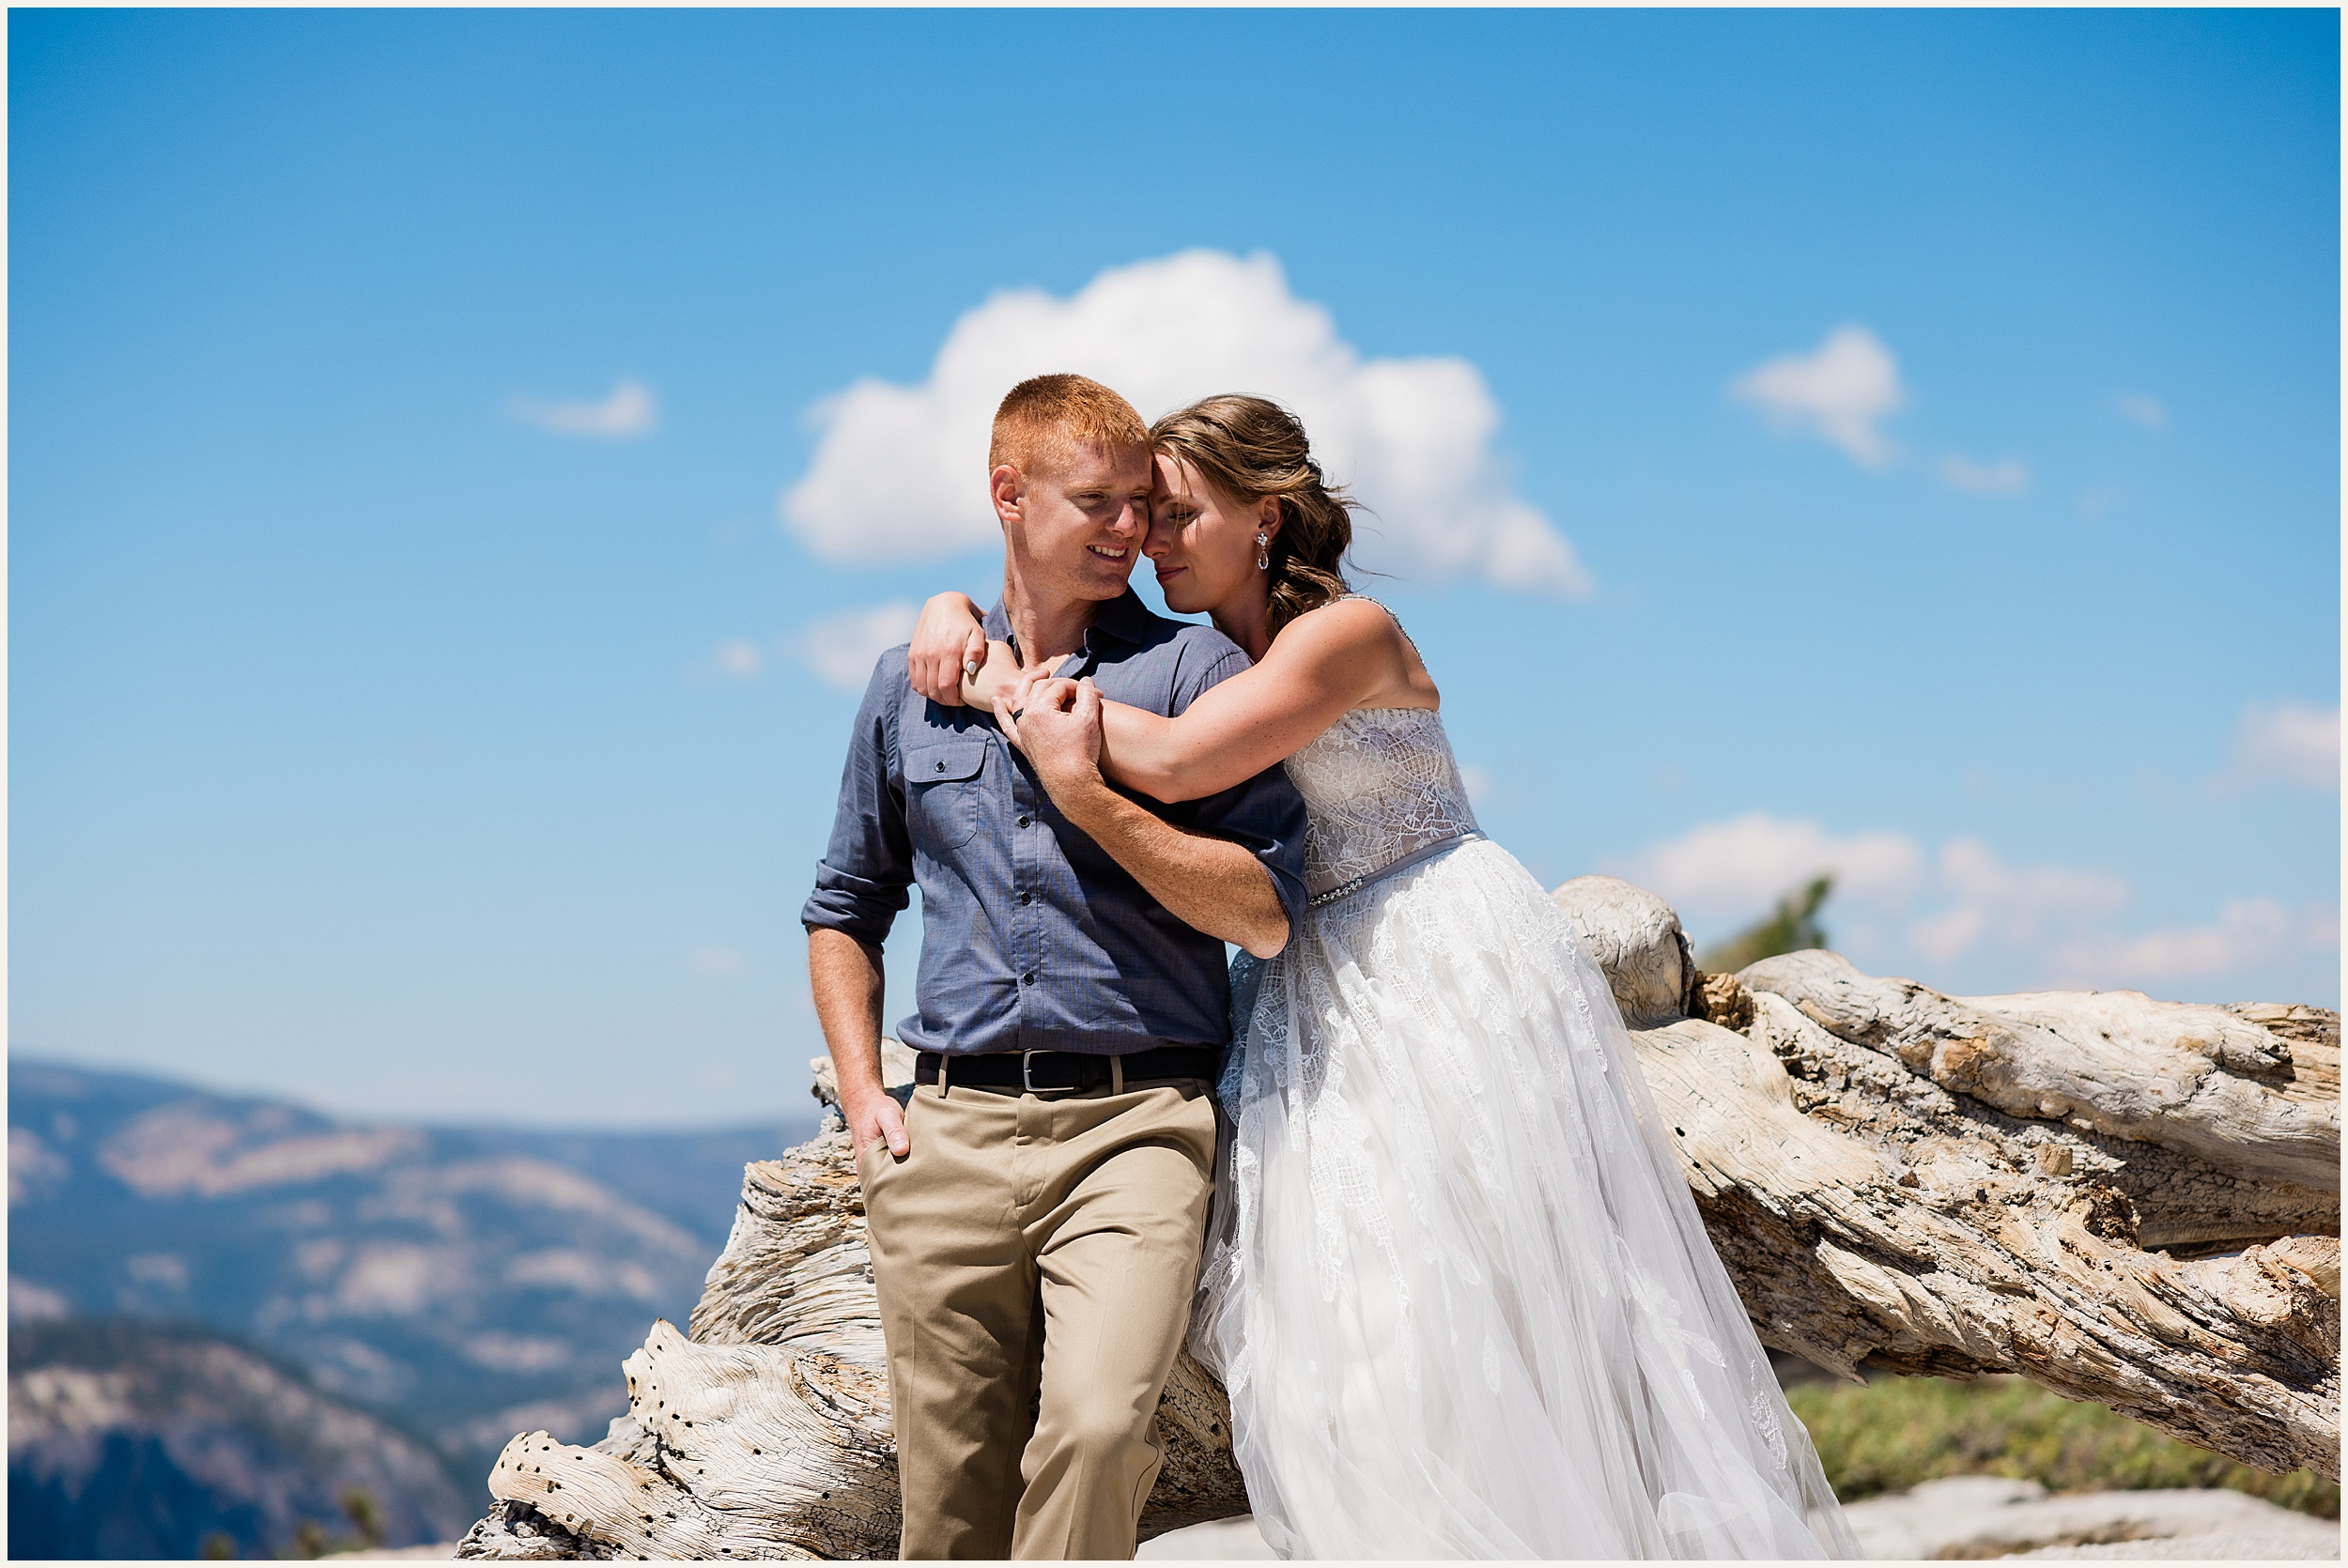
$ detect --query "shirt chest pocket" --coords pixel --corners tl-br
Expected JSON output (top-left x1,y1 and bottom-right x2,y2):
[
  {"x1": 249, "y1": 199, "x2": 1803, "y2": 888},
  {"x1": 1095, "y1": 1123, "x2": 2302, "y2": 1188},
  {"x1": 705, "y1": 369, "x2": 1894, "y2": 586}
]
[{"x1": 904, "y1": 735, "x2": 989, "y2": 850}]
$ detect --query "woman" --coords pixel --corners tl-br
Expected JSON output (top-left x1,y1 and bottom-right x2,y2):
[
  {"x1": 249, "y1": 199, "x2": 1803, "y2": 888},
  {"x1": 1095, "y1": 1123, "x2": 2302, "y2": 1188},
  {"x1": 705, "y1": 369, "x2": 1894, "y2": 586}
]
[{"x1": 904, "y1": 395, "x2": 1855, "y2": 1560}]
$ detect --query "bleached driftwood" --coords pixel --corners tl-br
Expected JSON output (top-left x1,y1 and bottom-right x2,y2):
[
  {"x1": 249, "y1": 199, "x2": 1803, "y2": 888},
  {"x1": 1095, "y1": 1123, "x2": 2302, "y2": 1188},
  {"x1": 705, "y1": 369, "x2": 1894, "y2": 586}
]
[
  {"x1": 1645, "y1": 973, "x2": 2336, "y2": 1474},
  {"x1": 1738, "y1": 954, "x2": 2337, "y2": 1191},
  {"x1": 459, "y1": 880, "x2": 2339, "y2": 1560}
]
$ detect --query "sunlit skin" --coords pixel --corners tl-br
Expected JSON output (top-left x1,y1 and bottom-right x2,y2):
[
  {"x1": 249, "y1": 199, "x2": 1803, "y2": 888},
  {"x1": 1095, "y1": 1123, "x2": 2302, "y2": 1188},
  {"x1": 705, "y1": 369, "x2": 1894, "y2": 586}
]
[
  {"x1": 1145, "y1": 453, "x2": 1280, "y2": 653},
  {"x1": 992, "y1": 438, "x2": 1152, "y2": 661},
  {"x1": 907, "y1": 449, "x2": 1441, "y2": 804}
]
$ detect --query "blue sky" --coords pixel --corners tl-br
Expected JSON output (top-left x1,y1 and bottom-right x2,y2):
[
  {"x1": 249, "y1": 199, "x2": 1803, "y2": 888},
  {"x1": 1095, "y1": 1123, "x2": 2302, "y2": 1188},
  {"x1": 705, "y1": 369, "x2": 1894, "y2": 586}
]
[{"x1": 12, "y1": 8, "x2": 2339, "y2": 1126}]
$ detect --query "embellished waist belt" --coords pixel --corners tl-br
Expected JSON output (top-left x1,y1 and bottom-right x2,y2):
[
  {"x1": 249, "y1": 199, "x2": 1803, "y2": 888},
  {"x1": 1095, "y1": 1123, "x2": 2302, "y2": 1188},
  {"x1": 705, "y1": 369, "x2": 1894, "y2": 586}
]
[{"x1": 1305, "y1": 830, "x2": 1485, "y2": 910}]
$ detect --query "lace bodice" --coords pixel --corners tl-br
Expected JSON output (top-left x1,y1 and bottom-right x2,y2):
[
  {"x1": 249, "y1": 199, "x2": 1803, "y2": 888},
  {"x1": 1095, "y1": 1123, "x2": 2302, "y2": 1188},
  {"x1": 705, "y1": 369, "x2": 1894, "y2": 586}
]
[{"x1": 1286, "y1": 705, "x2": 1480, "y2": 899}]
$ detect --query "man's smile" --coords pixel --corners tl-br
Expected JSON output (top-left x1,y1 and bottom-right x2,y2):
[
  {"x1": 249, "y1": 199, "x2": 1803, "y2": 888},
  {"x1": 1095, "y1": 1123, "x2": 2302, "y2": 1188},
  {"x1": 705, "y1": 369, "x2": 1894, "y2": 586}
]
[{"x1": 1087, "y1": 545, "x2": 1129, "y2": 561}]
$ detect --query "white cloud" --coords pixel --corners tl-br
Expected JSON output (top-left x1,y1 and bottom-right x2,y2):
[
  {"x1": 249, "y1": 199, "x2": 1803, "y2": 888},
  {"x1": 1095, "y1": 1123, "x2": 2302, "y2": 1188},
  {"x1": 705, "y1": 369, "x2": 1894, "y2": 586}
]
[
  {"x1": 780, "y1": 250, "x2": 1589, "y2": 596},
  {"x1": 1730, "y1": 326, "x2": 1906, "y2": 468},
  {"x1": 2115, "y1": 392, "x2": 2168, "y2": 430},
  {"x1": 1619, "y1": 814, "x2": 2326, "y2": 996},
  {"x1": 1939, "y1": 453, "x2": 2031, "y2": 496},
  {"x1": 1458, "y1": 763, "x2": 1494, "y2": 805},
  {"x1": 800, "y1": 601, "x2": 919, "y2": 693},
  {"x1": 2220, "y1": 701, "x2": 2339, "y2": 792},
  {"x1": 712, "y1": 639, "x2": 763, "y2": 680},
  {"x1": 1612, "y1": 812, "x2": 1924, "y2": 921},
  {"x1": 507, "y1": 378, "x2": 657, "y2": 439},
  {"x1": 1909, "y1": 838, "x2": 2129, "y2": 962},
  {"x1": 1618, "y1": 816, "x2": 2123, "y2": 971},
  {"x1": 2055, "y1": 899, "x2": 2337, "y2": 989}
]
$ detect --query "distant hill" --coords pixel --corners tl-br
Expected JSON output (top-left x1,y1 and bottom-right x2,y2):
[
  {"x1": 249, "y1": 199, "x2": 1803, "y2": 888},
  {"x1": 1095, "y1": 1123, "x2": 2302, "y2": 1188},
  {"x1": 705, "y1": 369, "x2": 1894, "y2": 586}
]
[
  {"x1": 7, "y1": 1057, "x2": 819, "y2": 1497},
  {"x1": 8, "y1": 1316, "x2": 474, "y2": 1558}
]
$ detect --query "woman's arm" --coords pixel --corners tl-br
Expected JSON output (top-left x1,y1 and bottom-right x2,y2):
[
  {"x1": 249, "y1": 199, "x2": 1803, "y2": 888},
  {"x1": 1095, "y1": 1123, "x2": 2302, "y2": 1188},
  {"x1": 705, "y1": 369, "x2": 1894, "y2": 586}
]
[
  {"x1": 1002, "y1": 599, "x2": 1434, "y2": 803},
  {"x1": 904, "y1": 592, "x2": 1055, "y2": 709}
]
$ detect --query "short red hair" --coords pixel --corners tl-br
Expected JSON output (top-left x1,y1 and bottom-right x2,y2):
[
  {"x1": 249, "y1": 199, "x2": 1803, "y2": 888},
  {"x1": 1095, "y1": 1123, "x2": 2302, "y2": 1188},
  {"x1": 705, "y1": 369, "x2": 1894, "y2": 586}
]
[{"x1": 989, "y1": 375, "x2": 1149, "y2": 480}]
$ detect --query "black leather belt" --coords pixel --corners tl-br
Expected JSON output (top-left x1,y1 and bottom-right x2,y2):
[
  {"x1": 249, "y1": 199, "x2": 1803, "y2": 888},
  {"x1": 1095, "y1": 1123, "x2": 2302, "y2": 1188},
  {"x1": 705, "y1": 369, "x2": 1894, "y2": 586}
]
[{"x1": 916, "y1": 1047, "x2": 1219, "y2": 1094}]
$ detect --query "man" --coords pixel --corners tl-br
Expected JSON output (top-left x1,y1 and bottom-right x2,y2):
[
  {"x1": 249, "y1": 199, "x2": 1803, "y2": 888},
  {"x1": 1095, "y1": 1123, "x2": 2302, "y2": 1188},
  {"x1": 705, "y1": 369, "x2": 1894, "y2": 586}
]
[{"x1": 802, "y1": 375, "x2": 1308, "y2": 1560}]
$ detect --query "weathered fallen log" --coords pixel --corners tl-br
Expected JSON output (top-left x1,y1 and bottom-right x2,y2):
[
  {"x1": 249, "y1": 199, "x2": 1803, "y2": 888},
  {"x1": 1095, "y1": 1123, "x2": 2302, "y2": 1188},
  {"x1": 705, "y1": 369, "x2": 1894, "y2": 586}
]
[
  {"x1": 1738, "y1": 952, "x2": 2337, "y2": 1191},
  {"x1": 458, "y1": 880, "x2": 2340, "y2": 1560}
]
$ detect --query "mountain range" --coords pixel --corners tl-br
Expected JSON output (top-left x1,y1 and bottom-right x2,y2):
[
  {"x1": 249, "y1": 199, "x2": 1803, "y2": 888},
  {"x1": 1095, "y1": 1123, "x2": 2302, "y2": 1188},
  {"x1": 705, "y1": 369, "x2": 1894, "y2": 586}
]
[
  {"x1": 8, "y1": 1056, "x2": 817, "y2": 1554},
  {"x1": 10, "y1": 1316, "x2": 474, "y2": 1558}
]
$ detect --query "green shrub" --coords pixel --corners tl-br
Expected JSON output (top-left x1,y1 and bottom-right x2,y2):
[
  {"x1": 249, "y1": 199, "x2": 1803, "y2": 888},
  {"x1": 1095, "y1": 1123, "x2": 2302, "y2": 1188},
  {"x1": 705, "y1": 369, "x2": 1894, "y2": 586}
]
[
  {"x1": 1698, "y1": 876, "x2": 1832, "y2": 973},
  {"x1": 1787, "y1": 1373, "x2": 2338, "y2": 1518}
]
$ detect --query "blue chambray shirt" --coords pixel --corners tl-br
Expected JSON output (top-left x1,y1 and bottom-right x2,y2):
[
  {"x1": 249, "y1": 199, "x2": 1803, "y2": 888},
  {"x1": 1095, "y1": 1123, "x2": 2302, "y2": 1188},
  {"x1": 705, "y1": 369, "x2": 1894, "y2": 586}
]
[{"x1": 801, "y1": 591, "x2": 1309, "y2": 1057}]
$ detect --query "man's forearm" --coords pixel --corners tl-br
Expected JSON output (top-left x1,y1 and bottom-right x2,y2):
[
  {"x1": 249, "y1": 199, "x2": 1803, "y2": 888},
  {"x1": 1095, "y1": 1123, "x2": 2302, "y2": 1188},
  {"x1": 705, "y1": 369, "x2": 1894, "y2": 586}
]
[
  {"x1": 809, "y1": 926, "x2": 888, "y2": 1094},
  {"x1": 1051, "y1": 778, "x2": 1290, "y2": 958}
]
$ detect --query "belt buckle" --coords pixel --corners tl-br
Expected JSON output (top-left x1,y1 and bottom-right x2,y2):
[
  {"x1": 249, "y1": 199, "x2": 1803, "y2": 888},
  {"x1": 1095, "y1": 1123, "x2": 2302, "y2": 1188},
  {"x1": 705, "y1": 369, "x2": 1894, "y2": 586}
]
[{"x1": 1021, "y1": 1050, "x2": 1079, "y2": 1094}]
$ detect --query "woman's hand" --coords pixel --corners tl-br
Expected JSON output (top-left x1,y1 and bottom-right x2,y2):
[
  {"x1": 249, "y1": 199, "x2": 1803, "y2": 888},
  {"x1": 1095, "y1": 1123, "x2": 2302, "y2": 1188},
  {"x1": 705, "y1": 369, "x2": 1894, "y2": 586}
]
[{"x1": 906, "y1": 592, "x2": 988, "y2": 705}]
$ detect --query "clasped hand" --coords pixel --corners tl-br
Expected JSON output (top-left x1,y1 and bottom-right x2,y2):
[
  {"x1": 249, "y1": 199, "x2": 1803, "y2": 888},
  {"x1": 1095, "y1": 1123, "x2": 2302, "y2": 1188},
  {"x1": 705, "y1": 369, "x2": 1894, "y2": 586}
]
[
  {"x1": 995, "y1": 668, "x2": 1103, "y2": 799},
  {"x1": 900, "y1": 612, "x2": 1104, "y2": 797}
]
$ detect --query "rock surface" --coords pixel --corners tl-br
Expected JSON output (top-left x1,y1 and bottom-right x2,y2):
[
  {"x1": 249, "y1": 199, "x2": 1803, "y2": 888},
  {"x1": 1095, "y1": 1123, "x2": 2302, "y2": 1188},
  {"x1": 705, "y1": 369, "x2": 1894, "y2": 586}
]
[
  {"x1": 1841, "y1": 1475, "x2": 2339, "y2": 1560},
  {"x1": 2017, "y1": 1535, "x2": 2339, "y2": 1560},
  {"x1": 1136, "y1": 1514, "x2": 1279, "y2": 1559},
  {"x1": 1139, "y1": 1488, "x2": 2343, "y2": 1561}
]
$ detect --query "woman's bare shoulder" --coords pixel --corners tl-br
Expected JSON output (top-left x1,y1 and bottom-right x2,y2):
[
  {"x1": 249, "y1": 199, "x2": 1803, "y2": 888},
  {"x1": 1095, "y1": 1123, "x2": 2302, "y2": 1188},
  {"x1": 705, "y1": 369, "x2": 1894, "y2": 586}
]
[
  {"x1": 1270, "y1": 595, "x2": 1410, "y2": 659},
  {"x1": 1269, "y1": 594, "x2": 1438, "y2": 708}
]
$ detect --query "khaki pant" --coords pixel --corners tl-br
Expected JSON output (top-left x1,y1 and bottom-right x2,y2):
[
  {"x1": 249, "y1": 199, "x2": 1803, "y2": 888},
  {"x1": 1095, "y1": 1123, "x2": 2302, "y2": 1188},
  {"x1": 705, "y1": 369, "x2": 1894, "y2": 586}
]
[{"x1": 858, "y1": 1075, "x2": 1217, "y2": 1560}]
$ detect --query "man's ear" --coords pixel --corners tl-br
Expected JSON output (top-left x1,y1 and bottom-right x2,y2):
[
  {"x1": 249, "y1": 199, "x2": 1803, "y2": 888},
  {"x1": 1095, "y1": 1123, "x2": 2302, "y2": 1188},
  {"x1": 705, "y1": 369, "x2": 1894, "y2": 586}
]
[{"x1": 992, "y1": 464, "x2": 1024, "y2": 529}]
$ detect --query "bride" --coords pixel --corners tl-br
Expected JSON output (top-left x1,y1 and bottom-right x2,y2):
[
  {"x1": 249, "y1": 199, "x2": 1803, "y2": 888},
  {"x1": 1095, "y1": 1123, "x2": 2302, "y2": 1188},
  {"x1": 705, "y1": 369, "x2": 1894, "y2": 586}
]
[{"x1": 904, "y1": 394, "x2": 1856, "y2": 1560}]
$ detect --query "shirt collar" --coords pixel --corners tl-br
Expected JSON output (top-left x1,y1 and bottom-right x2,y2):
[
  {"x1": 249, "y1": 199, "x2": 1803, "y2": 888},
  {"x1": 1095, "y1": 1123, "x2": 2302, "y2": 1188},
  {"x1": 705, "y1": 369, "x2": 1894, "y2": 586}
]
[
  {"x1": 1087, "y1": 589, "x2": 1153, "y2": 648},
  {"x1": 983, "y1": 589, "x2": 1151, "y2": 668}
]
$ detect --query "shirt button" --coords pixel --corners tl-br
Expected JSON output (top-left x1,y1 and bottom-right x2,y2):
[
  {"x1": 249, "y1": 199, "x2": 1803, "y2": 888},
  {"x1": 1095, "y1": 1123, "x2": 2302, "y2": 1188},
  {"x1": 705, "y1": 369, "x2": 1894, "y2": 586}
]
[
  {"x1": 1018, "y1": 892, "x2": 1033, "y2": 905},
  {"x1": 1017, "y1": 814, "x2": 1031, "y2": 828},
  {"x1": 934, "y1": 760, "x2": 947, "y2": 773},
  {"x1": 1021, "y1": 973, "x2": 1036, "y2": 986}
]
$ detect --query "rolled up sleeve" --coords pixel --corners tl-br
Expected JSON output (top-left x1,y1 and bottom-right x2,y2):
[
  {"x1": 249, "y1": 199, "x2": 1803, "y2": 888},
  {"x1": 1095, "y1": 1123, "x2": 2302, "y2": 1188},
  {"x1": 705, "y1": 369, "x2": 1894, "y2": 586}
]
[
  {"x1": 1170, "y1": 648, "x2": 1310, "y2": 946},
  {"x1": 800, "y1": 652, "x2": 913, "y2": 945}
]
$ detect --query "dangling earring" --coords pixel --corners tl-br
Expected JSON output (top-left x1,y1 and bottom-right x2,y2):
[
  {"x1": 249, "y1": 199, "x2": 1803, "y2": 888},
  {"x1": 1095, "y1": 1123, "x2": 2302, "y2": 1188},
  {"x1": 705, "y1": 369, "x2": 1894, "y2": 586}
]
[{"x1": 1255, "y1": 532, "x2": 1271, "y2": 571}]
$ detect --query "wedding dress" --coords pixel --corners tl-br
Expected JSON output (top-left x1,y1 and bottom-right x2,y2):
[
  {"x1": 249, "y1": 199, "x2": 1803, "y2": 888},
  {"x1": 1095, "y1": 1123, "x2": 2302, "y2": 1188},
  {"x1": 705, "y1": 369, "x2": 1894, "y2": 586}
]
[{"x1": 1194, "y1": 614, "x2": 1858, "y2": 1560}]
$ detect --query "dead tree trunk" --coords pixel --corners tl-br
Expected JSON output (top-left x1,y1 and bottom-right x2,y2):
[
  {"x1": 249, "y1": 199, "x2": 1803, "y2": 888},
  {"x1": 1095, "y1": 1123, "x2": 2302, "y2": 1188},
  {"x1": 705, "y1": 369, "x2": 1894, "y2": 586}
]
[{"x1": 459, "y1": 880, "x2": 2339, "y2": 1560}]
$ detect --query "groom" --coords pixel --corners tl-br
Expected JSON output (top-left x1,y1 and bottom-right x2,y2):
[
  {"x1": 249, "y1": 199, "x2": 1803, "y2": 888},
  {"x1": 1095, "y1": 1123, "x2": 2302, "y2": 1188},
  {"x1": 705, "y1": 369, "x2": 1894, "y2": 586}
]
[{"x1": 803, "y1": 375, "x2": 1308, "y2": 1560}]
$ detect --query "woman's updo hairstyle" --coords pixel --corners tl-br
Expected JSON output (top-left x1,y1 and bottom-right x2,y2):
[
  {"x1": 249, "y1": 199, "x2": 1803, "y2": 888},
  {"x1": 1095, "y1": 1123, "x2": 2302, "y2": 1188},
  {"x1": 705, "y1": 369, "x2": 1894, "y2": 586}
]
[{"x1": 1149, "y1": 394, "x2": 1357, "y2": 638}]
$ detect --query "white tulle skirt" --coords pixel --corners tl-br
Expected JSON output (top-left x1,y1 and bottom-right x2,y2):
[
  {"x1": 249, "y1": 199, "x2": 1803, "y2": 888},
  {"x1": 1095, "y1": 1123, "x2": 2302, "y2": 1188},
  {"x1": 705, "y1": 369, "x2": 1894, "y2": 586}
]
[{"x1": 1195, "y1": 839, "x2": 1858, "y2": 1560}]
